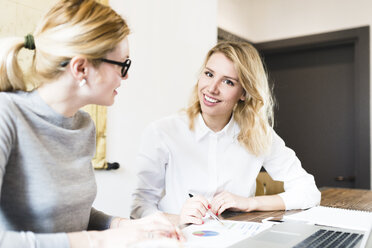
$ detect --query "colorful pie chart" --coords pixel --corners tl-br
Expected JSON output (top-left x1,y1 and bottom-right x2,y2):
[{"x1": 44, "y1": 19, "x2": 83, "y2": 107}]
[{"x1": 192, "y1": 230, "x2": 219, "y2": 237}]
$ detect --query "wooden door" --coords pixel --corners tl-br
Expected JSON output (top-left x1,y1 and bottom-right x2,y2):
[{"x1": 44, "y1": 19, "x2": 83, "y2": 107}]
[{"x1": 256, "y1": 27, "x2": 370, "y2": 188}]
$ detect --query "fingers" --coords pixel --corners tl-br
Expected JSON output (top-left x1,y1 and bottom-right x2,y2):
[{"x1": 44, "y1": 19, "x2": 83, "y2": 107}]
[
  {"x1": 211, "y1": 191, "x2": 235, "y2": 215},
  {"x1": 211, "y1": 199, "x2": 226, "y2": 216},
  {"x1": 210, "y1": 192, "x2": 225, "y2": 214},
  {"x1": 179, "y1": 195, "x2": 209, "y2": 225},
  {"x1": 106, "y1": 216, "x2": 184, "y2": 247},
  {"x1": 190, "y1": 195, "x2": 209, "y2": 210},
  {"x1": 216, "y1": 201, "x2": 233, "y2": 215},
  {"x1": 180, "y1": 206, "x2": 205, "y2": 225},
  {"x1": 141, "y1": 213, "x2": 185, "y2": 241},
  {"x1": 180, "y1": 214, "x2": 204, "y2": 225},
  {"x1": 155, "y1": 224, "x2": 185, "y2": 242},
  {"x1": 174, "y1": 225, "x2": 186, "y2": 242},
  {"x1": 143, "y1": 228, "x2": 186, "y2": 243},
  {"x1": 144, "y1": 230, "x2": 176, "y2": 241}
]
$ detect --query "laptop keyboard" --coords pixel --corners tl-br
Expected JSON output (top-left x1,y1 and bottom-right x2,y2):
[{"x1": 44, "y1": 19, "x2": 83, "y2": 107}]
[{"x1": 293, "y1": 229, "x2": 364, "y2": 248}]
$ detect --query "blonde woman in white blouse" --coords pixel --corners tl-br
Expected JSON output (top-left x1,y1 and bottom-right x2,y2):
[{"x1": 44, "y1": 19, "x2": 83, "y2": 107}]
[{"x1": 131, "y1": 41, "x2": 321, "y2": 225}]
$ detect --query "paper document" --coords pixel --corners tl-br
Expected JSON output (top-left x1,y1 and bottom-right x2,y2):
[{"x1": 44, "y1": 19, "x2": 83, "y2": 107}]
[
  {"x1": 283, "y1": 206, "x2": 372, "y2": 231},
  {"x1": 182, "y1": 218, "x2": 272, "y2": 248}
]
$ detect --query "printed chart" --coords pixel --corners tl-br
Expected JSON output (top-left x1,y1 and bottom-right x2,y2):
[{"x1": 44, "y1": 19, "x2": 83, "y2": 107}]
[
  {"x1": 183, "y1": 219, "x2": 272, "y2": 247},
  {"x1": 193, "y1": 230, "x2": 219, "y2": 237}
]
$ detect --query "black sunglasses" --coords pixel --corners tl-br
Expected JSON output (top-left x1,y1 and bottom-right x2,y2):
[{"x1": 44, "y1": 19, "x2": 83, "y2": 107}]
[
  {"x1": 100, "y1": 58, "x2": 131, "y2": 77},
  {"x1": 60, "y1": 58, "x2": 131, "y2": 78}
]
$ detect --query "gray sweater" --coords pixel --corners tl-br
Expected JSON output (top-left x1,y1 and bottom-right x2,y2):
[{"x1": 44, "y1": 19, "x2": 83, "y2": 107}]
[{"x1": 0, "y1": 91, "x2": 112, "y2": 248}]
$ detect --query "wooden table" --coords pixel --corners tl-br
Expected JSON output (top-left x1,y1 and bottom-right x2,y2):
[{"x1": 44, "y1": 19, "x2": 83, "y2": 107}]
[
  {"x1": 320, "y1": 187, "x2": 372, "y2": 211},
  {"x1": 220, "y1": 187, "x2": 372, "y2": 222}
]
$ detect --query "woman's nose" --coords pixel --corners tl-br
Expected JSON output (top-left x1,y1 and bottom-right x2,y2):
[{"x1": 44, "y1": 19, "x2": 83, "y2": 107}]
[{"x1": 207, "y1": 80, "x2": 219, "y2": 94}]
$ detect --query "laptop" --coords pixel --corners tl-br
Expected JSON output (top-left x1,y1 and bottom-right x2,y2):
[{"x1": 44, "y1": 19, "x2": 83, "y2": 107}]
[{"x1": 228, "y1": 221, "x2": 372, "y2": 248}]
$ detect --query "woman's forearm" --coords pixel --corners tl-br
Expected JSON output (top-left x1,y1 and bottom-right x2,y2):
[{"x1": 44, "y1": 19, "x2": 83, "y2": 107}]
[
  {"x1": 245, "y1": 195, "x2": 285, "y2": 212},
  {"x1": 68, "y1": 231, "x2": 102, "y2": 248},
  {"x1": 109, "y1": 217, "x2": 130, "y2": 229}
]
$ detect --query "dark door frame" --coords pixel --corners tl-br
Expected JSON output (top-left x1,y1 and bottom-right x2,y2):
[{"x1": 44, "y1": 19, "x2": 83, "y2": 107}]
[{"x1": 253, "y1": 27, "x2": 370, "y2": 189}]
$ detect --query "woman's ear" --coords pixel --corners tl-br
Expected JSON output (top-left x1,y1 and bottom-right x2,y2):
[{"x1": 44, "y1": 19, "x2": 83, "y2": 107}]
[
  {"x1": 69, "y1": 56, "x2": 89, "y2": 81},
  {"x1": 240, "y1": 91, "x2": 246, "y2": 101}
]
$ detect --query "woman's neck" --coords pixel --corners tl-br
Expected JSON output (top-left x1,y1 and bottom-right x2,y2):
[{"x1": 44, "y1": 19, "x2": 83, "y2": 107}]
[
  {"x1": 201, "y1": 113, "x2": 232, "y2": 132},
  {"x1": 37, "y1": 78, "x2": 83, "y2": 118}
]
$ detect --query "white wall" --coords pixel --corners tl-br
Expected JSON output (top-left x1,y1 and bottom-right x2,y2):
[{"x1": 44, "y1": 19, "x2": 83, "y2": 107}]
[
  {"x1": 218, "y1": 0, "x2": 372, "y2": 187},
  {"x1": 93, "y1": 0, "x2": 217, "y2": 217},
  {"x1": 218, "y1": 0, "x2": 372, "y2": 43}
]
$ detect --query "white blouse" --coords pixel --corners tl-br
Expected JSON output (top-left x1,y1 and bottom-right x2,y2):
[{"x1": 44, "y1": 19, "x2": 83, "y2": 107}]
[{"x1": 130, "y1": 113, "x2": 320, "y2": 218}]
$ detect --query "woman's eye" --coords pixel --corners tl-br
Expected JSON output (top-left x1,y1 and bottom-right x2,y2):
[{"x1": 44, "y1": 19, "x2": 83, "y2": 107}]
[
  {"x1": 205, "y1": 71, "x2": 213, "y2": 77},
  {"x1": 223, "y1": 79, "x2": 235, "y2": 86}
]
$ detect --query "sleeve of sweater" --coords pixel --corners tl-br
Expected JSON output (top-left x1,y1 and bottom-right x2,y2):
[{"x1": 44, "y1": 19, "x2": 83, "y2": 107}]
[
  {"x1": 88, "y1": 207, "x2": 113, "y2": 230},
  {"x1": 0, "y1": 95, "x2": 70, "y2": 248},
  {"x1": 0, "y1": 231, "x2": 69, "y2": 248}
]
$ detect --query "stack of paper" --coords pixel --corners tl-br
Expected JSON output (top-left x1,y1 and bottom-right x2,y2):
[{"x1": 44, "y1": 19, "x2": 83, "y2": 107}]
[{"x1": 283, "y1": 206, "x2": 372, "y2": 231}]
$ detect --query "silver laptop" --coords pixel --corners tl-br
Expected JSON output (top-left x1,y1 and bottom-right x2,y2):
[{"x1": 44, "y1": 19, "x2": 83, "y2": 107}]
[{"x1": 228, "y1": 221, "x2": 372, "y2": 248}]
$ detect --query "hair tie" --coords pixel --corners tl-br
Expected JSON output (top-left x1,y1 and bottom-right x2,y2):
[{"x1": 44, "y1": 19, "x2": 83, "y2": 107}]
[{"x1": 24, "y1": 34, "x2": 35, "y2": 50}]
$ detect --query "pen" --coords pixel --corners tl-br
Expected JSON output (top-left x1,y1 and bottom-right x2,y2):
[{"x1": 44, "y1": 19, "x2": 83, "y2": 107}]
[
  {"x1": 188, "y1": 193, "x2": 225, "y2": 226},
  {"x1": 262, "y1": 216, "x2": 284, "y2": 224}
]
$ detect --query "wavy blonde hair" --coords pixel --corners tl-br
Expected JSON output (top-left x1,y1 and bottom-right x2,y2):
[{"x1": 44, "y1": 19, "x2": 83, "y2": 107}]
[
  {"x1": 0, "y1": 0, "x2": 130, "y2": 92},
  {"x1": 186, "y1": 41, "x2": 274, "y2": 156}
]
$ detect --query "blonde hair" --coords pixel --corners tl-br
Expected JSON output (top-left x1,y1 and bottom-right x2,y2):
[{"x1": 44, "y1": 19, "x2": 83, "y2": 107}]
[
  {"x1": 0, "y1": 0, "x2": 130, "y2": 92},
  {"x1": 186, "y1": 41, "x2": 274, "y2": 156}
]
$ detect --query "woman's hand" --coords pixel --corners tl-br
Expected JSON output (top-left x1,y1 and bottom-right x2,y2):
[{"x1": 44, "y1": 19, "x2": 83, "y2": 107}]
[
  {"x1": 210, "y1": 191, "x2": 257, "y2": 216},
  {"x1": 70, "y1": 212, "x2": 184, "y2": 248},
  {"x1": 211, "y1": 192, "x2": 286, "y2": 216},
  {"x1": 179, "y1": 194, "x2": 210, "y2": 225},
  {"x1": 118, "y1": 212, "x2": 184, "y2": 242}
]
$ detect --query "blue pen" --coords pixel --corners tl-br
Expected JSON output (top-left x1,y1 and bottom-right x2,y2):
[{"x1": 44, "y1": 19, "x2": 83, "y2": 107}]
[{"x1": 188, "y1": 193, "x2": 225, "y2": 226}]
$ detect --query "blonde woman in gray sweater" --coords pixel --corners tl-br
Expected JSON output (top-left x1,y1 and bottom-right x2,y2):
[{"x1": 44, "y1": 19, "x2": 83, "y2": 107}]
[{"x1": 0, "y1": 0, "x2": 183, "y2": 247}]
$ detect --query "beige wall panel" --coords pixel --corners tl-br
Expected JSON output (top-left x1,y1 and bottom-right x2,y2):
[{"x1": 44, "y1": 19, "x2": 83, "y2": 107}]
[
  {"x1": 15, "y1": 4, "x2": 43, "y2": 36},
  {"x1": 0, "y1": 0, "x2": 17, "y2": 37},
  {"x1": 0, "y1": 0, "x2": 58, "y2": 76}
]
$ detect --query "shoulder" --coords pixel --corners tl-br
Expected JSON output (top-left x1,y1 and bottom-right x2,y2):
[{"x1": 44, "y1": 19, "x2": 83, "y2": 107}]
[
  {"x1": 77, "y1": 109, "x2": 94, "y2": 122},
  {"x1": 141, "y1": 113, "x2": 191, "y2": 142},
  {"x1": 264, "y1": 128, "x2": 298, "y2": 160},
  {"x1": 75, "y1": 109, "x2": 95, "y2": 132},
  {"x1": 0, "y1": 90, "x2": 41, "y2": 114},
  {"x1": 270, "y1": 128, "x2": 286, "y2": 147},
  {"x1": 147, "y1": 113, "x2": 189, "y2": 135},
  {"x1": 0, "y1": 91, "x2": 15, "y2": 106},
  {"x1": 0, "y1": 92, "x2": 19, "y2": 137},
  {"x1": 0, "y1": 92, "x2": 18, "y2": 118}
]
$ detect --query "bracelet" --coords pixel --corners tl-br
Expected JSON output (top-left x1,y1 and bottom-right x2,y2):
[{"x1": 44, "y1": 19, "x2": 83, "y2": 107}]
[{"x1": 82, "y1": 231, "x2": 94, "y2": 248}]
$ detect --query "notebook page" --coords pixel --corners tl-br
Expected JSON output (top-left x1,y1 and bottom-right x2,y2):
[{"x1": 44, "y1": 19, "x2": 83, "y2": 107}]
[{"x1": 283, "y1": 206, "x2": 372, "y2": 231}]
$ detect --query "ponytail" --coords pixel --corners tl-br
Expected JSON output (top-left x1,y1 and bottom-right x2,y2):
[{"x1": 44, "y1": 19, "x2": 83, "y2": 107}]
[
  {"x1": 0, "y1": 0, "x2": 129, "y2": 92},
  {"x1": 0, "y1": 37, "x2": 29, "y2": 92}
]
